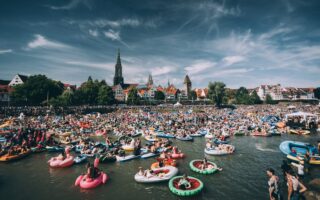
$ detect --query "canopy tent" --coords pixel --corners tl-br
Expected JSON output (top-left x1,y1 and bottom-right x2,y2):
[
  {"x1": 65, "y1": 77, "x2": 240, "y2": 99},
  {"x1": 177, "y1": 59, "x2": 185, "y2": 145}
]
[
  {"x1": 285, "y1": 111, "x2": 318, "y2": 121},
  {"x1": 287, "y1": 105, "x2": 296, "y2": 109},
  {"x1": 173, "y1": 102, "x2": 182, "y2": 107}
]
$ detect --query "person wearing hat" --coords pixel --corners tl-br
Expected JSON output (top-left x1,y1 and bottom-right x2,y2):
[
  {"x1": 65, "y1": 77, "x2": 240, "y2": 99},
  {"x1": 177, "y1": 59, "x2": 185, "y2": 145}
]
[{"x1": 291, "y1": 160, "x2": 305, "y2": 179}]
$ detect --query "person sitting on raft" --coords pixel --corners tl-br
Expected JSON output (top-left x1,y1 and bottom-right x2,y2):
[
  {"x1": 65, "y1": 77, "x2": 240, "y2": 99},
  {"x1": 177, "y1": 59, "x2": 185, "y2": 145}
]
[
  {"x1": 206, "y1": 140, "x2": 213, "y2": 149},
  {"x1": 178, "y1": 174, "x2": 191, "y2": 190},
  {"x1": 138, "y1": 167, "x2": 144, "y2": 176},
  {"x1": 159, "y1": 151, "x2": 167, "y2": 159}
]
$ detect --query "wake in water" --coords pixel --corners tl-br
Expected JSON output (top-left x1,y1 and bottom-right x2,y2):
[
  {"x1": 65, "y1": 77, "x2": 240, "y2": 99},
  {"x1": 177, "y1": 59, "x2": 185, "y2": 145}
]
[{"x1": 255, "y1": 144, "x2": 278, "y2": 152}]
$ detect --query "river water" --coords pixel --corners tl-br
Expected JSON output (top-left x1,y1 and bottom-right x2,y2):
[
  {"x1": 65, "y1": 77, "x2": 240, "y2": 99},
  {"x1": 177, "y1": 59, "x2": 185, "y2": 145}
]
[{"x1": 0, "y1": 133, "x2": 319, "y2": 200}]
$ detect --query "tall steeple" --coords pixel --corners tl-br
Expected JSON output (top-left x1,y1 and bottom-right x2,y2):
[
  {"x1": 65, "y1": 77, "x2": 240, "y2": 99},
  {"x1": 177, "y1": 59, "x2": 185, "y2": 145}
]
[
  {"x1": 147, "y1": 74, "x2": 153, "y2": 86},
  {"x1": 184, "y1": 74, "x2": 192, "y2": 98},
  {"x1": 113, "y1": 48, "x2": 124, "y2": 86}
]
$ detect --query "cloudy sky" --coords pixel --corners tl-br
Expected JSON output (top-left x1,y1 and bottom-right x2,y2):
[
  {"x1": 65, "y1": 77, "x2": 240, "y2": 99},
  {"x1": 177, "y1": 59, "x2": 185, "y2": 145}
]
[{"x1": 0, "y1": 0, "x2": 320, "y2": 88}]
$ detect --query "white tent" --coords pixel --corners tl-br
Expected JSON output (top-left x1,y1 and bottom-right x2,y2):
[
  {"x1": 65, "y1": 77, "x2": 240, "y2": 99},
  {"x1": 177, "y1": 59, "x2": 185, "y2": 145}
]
[
  {"x1": 173, "y1": 102, "x2": 182, "y2": 107},
  {"x1": 285, "y1": 111, "x2": 318, "y2": 121},
  {"x1": 287, "y1": 105, "x2": 296, "y2": 109}
]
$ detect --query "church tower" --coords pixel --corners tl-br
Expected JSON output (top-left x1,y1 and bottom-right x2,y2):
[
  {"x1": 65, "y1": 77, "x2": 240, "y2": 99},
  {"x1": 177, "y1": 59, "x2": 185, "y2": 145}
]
[
  {"x1": 113, "y1": 49, "x2": 124, "y2": 86},
  {"x1": 184, "y1": 74, "x2": 192, "y2": 97},
  {"x1": 147, "y1": 74, "x2": 153, "y2": 86}
]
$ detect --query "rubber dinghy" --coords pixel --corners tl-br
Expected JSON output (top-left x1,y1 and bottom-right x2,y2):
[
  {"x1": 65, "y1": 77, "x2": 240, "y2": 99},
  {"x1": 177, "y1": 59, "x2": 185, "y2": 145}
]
[
  {"x1": 75, "y1": 172, "x2": 108, "y2": 189},
  {"x1": 0, "y1": 149, "x2": 31, "y2": 162},
  {"x1": 168, "y1": 176, "x2": 204, "y2": 196},
  {"x1": 141, "y1": 152, "x2": 160, "y2": 159},
  {"x1": 279, "y1": 140, "x2": 317, "y2": 155},
  {"x1": 116, "y1": 155, "x2": 140, "y2": 162},
  {"x1": 134, "y1": 166, "x2": 178, "y2": 183},
  {"x1": 204, "y1": 145, "x2": 235, "y2": 156},
  {"x1": 155, "y1": 132, "x2": 175, "y2": 138},
  {"x1": 189, "y1": 160, "x2": 219, "y2": 174},
  {"x1": 279, "y1": 140, "x2": 319, "y2": 164},
  {"x1": 74, "y1": 155, "x2": 87, "y2": 164},
  {"x1": 176, "y1": 135, "x2": 193, "y2": 141},
  {"x1": 48, "y1": 156, "x2": 74, "y2": 168}
]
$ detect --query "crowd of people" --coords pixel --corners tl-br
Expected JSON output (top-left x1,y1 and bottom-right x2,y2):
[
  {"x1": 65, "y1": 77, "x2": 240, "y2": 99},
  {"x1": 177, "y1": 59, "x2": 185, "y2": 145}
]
[{"x1": 0, "y1": 104, "x2": 319, "y2": 198}]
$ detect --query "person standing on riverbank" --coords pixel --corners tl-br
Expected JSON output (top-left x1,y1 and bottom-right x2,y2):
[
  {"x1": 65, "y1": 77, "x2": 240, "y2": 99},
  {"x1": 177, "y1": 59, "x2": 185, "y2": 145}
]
[
  {"x1": 267, "y1": 168, "x2": 281, "y2": 200},
  {"x1": 286, "y1": 170, "x2": 307, "y2": 200}
]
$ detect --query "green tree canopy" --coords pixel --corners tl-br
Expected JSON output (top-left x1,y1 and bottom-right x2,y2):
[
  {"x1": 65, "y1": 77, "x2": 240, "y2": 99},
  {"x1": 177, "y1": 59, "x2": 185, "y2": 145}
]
[
  {"x1": 265, "y1": 94, "x2": 277, "y2": 104},
  {"x1": 11, "y1": 75, "x2": 64, "y2": 105},
  {"x1": 189, "y1": 90, "x2": 197, "y2": 101},
  {"x1": 235, "y1": 87, "x2": 251, "y2": 104},
  {"x1": 154, "y1": 91, "x2": 165, "y2": 100},
  {"x1": 127, "y1": 88, "x2": 140, "y2": 105},
  {"x1": 97, "y1": 85, "x2": 114, "y2": 105},
  {"x1": 314, "y1": 87, "x2": 320, "y2": 99},
  {"x1": 250, "y1": 90, "x2": 262, "y2": 104},
  {"x1": 208, "y1": 81, "x2": 226, "y2": 107}
]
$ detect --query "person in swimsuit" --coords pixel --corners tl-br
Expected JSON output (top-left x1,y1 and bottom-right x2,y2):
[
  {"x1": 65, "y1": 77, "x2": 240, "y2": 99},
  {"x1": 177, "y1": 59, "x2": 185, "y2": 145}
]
[
  {"x1": 266, "y1": 168, "x2": 281, "y2": 200},
  {"x1": 286, "y1": 170, "x2": 307, "y2": 200}
]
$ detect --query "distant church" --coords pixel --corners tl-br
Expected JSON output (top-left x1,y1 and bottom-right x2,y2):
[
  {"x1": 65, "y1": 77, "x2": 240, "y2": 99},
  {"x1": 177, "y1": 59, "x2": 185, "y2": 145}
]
[
  {"x1": 113, "y1": 49, "x2": 124, "y2": 86},
  {"x1": 112, "y1": 49, "x2": 138, "y2": 102},
  {"x1": 112, "y1": 48, "x2": 194, "y2": 102}
]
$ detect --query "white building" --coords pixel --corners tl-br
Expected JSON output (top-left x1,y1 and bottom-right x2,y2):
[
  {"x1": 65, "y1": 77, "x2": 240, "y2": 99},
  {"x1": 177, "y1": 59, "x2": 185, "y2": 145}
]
[
  {"x1": 257, "y1": 84, "x2": 283, "y2": 100},
  {"x1": 9, "y1": 74, "x2": 28, "y2": 87}
]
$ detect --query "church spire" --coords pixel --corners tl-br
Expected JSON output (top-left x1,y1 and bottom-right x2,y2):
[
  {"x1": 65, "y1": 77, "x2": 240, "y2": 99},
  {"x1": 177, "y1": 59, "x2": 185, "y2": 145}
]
[
  {"x1": 113, "y1": 48, "x2": 124, "y2": 86},
  {"x1": 147, "y1": 73, "x2": 153, "y2": 86}
]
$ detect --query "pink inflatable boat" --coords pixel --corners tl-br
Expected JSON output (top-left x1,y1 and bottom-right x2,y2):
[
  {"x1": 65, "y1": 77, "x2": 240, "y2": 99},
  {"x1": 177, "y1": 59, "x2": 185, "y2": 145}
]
[
  {"x1": 75, "y1": 172, "x2": 108, "y2": 189},
  {"x1": 171, "y1": 153, "x2": 185, "y2": 159},
  {"x1": 48, "y1": 156, "x2": 74, "y2": 168},
  {"x1": 95, "y1": 130, "x2": 106, "y2": 136}
]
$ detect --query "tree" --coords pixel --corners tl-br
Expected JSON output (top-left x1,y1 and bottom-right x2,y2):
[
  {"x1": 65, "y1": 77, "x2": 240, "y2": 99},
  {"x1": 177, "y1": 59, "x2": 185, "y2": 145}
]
[
  {"x1": 314, "y1": 87, "x2": 320, "y2": 99},
  {"x1": 10, "y1": 75, "x2": 64, "y2": 105},
  {"x1": 208, "y1": 81, "x2": 226, "y2": 107},
  {"x1": 97, "y1": 85, "x2": 114, "y2": 105},
  {"x1": 189, "y1": 90, "x2": 197, "y2": 101},
  {"x1": 235, "y1": 87, "x2": 251, "y2": 104},
  {"x1": 154, "y1": 91, "x2": 165, "y2": 100},
  {"x1": 127, "y1": 88, "x2": 140, "y2": 105},
  {"x1": 250, "y1": 90, "x2": 262, "y2": 104},
  {"x1": 265, "y1": 94, "x2": 277, "y2": 104}
]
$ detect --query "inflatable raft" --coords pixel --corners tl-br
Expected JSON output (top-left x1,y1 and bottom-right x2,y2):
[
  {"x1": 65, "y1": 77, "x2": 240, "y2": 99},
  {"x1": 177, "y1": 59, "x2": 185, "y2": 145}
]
[
  {"x1": 155, "y1": 133, "x2": 175, "y2": 138},
  {"x1": 176, "y1": 135, "x2": 193, "y2": 141},
  {"x1": 204, "y1": 145, "x2": 235, "y2": 156},
  {"x1": 189, "y1": 160, "x2": 219, "y2": 174},
  {"x1": 134, "y1": 166, "x2": 178, "y2": 183},
  {"x1": 48, "y1": 156, "x2": 74, "y2": 168},
  {"x1": 116, "y1": 155, "x2": 140, "y2": 162},
  {"x1": 168, "y1": 176, "x2": 204, "y2": 196},
  {"x1": 74, "y1": 155, "x2": 87, "y2": 164},
  {"x1": 75, "y1": 172, "x2": 108, "y2": 189},
  {"x1": 289, "y1": 129, "x2": 310, "y2": 135},
  {"x1": 0, "y1": 149, "x2": 31, "y2": 162},
  {"x1": 151, "y1": 159, "x2": 176, "y2": 170}
]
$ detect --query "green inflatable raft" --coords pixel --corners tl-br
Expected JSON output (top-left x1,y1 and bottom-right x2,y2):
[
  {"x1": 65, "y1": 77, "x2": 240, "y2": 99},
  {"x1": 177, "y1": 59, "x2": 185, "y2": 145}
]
[
  {"x1": 189, "y1": 159, "x2": 218, "y2": 174},
  {"x1": 168, "y1": 176, "x2": 204, "y2": 196}
]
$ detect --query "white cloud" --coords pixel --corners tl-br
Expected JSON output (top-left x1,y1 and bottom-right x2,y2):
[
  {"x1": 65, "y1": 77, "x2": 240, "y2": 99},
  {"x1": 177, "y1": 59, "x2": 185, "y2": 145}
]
[
  {"x1": 48, "y1": 0, "x2": 92, "y2": 10},
  {"x1": 185, "y1": 60, "x2": 216, "y2": 74},
  {"x1": 0, "y1": 49, "x2": 13, "y2": 54},
  {"x1": 152, "y1": 66, "x2": 177, "y2": 76},
  {"x1": 221, "y1": 55, "x2": 246, "y2": 66},
  {"x1": 27, "y1": 34, "x2": 69, "y2": 49},
  {"x1": 104, "y1": 30, "x2": 120, "y2": 41},
  {"x1": 88, "y1": 29, "x2": 99, "y2": 37},
  {"x1": 65, "y1": 61, "x2": 114, "y2": 70},
  {"x1": 91, "y1": 18, "x2": 141, "y2": 28},
  {"x1": 104, "y1": 29, "x2": 130, "y2": 48}
]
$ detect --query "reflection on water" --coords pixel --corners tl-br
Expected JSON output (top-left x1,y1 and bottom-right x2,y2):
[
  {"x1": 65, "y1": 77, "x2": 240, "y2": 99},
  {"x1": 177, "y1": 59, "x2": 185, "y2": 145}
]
[{"x1": 0, "y1": 134, "x2": 319, "y2": 200}]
